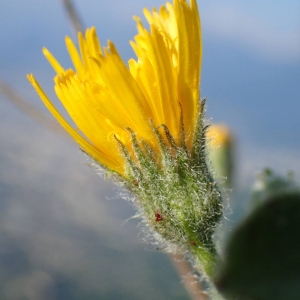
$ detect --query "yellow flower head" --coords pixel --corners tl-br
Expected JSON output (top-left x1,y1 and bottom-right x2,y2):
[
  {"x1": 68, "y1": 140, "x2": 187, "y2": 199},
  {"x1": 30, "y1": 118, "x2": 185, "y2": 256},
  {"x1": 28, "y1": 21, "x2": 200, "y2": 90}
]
[
  {"x1": 27, "y1": 0, "x2": 202, "y2": 177},
  {"x1": 27, "y1": 2, "x2": 223, "y2": 275}
]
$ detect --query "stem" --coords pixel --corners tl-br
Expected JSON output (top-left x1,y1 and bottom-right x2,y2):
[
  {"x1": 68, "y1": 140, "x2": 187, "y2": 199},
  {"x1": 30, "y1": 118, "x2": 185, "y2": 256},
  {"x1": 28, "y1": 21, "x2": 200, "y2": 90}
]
[
  {"x1": 193, "y1": 246, "x2": 218, "y2": 280},
  {"x1": 171, "y1": 254, "x2": 208, "y2": 300},
  {"x1": 60, "y1": 0, "x2": 84, "y2": 35}
]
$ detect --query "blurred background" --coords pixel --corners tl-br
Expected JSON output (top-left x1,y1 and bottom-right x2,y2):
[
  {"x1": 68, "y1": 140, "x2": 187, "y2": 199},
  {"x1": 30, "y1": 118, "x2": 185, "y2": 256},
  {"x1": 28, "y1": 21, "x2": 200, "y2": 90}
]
[{"x1": 0, "y1": 0, "x2": 299, "y2": 299}]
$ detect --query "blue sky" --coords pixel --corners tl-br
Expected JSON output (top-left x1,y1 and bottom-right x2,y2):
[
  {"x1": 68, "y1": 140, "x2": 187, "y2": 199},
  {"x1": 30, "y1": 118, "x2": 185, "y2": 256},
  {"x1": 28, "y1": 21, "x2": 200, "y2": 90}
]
[
  {"x1": 1, "y1": 0, "x2": 300, "y2": 208},
  {"x1": 0, "y1": 1, "x2": 299, "y2": 298},
  {"x1": 1, "y1": 0, "x2": 300, "y2": 219},
  {"x1": 2, "y1": 0, "x2": 299, "y2": 68}
]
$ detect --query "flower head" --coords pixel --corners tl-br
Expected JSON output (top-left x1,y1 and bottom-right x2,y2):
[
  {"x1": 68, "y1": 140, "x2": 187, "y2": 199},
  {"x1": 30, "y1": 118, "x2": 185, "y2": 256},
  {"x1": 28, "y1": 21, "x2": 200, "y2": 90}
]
[
  {"x1": 27, "y1": 0, "x2": 201, "y2": 177},
  {"x1": 28, "y1": 0, "x2": 223, "y2": 279}
]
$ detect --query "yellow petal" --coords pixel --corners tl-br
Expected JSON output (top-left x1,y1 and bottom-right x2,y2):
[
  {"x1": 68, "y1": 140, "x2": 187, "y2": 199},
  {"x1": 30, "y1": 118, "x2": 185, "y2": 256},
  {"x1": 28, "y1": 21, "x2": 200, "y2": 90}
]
[
  {"x1": 42, "y1": 47, "x2": 64, "y2": 74},
  {"x1": 27, "y1": 74, "x2": 124, "y2": 175}
]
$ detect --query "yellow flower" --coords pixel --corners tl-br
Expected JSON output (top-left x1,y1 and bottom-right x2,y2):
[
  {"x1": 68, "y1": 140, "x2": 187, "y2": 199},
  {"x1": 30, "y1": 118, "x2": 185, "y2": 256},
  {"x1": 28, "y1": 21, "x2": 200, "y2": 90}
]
[
  {"x1": 27, "y1": 0, "x2": 202, "y2": 177},
  {"x1": 207, "y1": 124, "x2": 233, "y2": 148}
]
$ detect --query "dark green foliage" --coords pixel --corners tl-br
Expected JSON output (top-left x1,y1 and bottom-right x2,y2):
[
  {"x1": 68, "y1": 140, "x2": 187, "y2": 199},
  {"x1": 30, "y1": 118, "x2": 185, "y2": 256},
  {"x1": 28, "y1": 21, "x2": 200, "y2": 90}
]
[{"x1": 216, "y1": 172, "x2": 300, "y2": 300}]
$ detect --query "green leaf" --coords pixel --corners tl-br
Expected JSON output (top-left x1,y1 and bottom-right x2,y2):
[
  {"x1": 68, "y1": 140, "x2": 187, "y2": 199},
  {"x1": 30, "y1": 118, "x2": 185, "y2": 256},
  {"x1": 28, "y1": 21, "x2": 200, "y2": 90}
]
[{"x1": 216, "y1": 189, "x2": 300, "y2": 300}]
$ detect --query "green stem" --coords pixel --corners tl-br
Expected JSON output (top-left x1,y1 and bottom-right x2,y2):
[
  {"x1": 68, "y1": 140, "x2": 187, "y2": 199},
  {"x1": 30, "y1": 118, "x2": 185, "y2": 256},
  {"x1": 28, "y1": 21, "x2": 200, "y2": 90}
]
[{"x1": 193, "y1": 246, "x2": 218, "y2": 279}]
